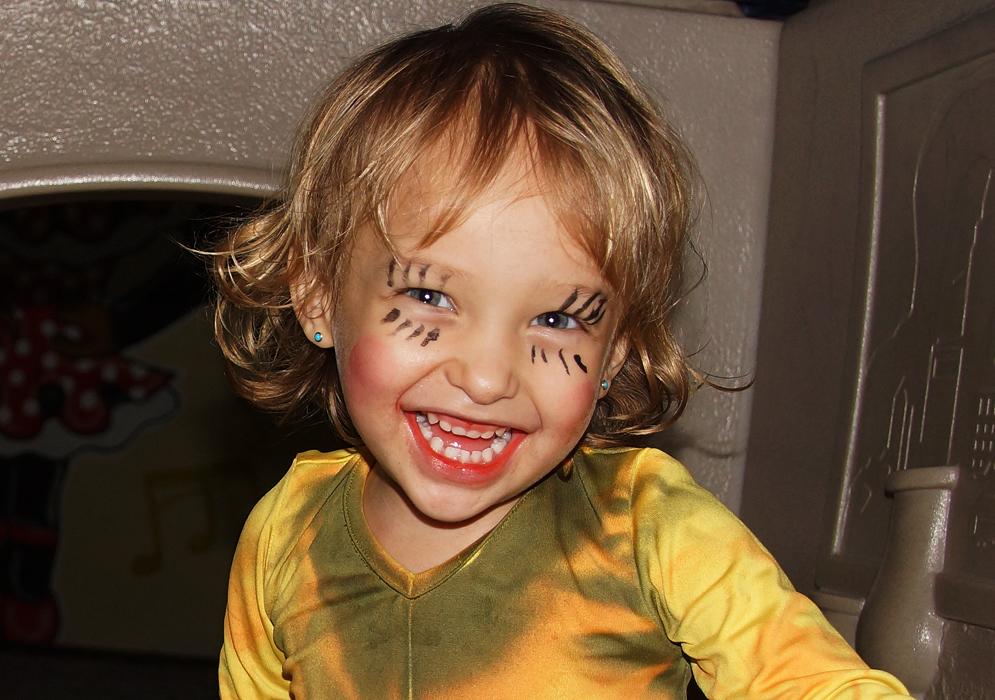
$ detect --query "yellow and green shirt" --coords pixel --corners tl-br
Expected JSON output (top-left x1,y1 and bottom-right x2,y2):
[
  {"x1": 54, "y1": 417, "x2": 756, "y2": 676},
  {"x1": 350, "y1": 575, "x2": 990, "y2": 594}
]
[{"x1": 220, "y1": 447, "x2": 910, "y2": 700}]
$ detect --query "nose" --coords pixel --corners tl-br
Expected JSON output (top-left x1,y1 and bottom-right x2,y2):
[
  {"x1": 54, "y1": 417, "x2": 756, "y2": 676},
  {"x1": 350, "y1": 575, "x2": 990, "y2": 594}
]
[{"x1": 443, "y1": 326, "x2": 520, "y2": 405}]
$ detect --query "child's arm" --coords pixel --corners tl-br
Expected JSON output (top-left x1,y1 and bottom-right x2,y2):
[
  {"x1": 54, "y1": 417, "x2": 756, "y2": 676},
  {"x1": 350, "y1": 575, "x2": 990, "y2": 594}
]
[
  {"x1": 630, "y1": 452, "x2": 912, "y2": 700},
  {"x1": 219, "y1": 477, "x2": 291, "y2": 700}
]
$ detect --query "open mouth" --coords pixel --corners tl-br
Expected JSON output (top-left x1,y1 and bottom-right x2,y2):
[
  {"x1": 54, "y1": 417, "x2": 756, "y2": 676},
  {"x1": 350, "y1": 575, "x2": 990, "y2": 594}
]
[{"x1": 412, "y1": 411, "x2": 514, "y2": 465}]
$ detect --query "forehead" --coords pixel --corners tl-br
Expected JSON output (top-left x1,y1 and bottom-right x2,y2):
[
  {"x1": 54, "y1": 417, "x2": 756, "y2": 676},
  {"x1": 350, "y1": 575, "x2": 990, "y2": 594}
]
[{"x1": 382, "y1": 152, "x2": 605, "y2": 286}]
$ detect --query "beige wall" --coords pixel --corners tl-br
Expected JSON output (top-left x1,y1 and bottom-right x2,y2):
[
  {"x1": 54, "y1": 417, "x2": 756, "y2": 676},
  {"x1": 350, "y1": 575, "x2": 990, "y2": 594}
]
[
  {"x1": 0, "y1": 0, "x2": 779, "y2": 506},
  {"x1": 0, "y1": 0, "x2": 778, "y2": 655},
  {"x1": 742, "y1": 0, "x2": 995, "y2": 591},
  {"x1": 540, "y1": 3, "x2": 779, "y2": 508},
  {"x1": 742, "y1": 0, "x2": 995, "y2": 694}
]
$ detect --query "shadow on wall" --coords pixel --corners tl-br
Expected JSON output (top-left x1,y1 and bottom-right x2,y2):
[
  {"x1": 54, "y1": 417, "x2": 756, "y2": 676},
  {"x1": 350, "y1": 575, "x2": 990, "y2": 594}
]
[{"x1": 737, "y1": 0, "x2": 808, "y2": 19}]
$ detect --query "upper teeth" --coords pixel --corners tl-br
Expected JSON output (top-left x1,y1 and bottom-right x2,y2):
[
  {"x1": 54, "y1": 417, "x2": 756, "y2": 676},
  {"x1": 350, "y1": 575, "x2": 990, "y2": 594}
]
[{"x1": 416, "y1": 412, "x2": 511, "y2": 464}]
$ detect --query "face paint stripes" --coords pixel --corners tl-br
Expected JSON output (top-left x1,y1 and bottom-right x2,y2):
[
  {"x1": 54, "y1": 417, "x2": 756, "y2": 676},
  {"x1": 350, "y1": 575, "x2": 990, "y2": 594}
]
[
  {"x1": 420, "y1": 328, "x2": 440, "y2": 346},
  {"x1": 558, "y1": 349, "x2": 570, "y2": 375},
  {"x1": 574, "y1": 293, "x2": 597, "y2": 316},
  {"x1": 558, "y1": 289, "x2": 579, "y2": 311},
  {"x1": 581, "y1": 297, "x2": 608, "y2": 325},
  {"x1": 573, "y1": 355, "x2": 588, "y2": 373},
  {"x1": 381, "y1": 301, "x2": 438, "y2": 346},
  {"x1": 541, "y1": 348, "x2": 547, "y2": 363},
  {"x1": 560, "y1": 289, "x2": 608, "y2": 326},
  {"x1": 391, "y1": 257, "x2": 451, "y2": 291}
]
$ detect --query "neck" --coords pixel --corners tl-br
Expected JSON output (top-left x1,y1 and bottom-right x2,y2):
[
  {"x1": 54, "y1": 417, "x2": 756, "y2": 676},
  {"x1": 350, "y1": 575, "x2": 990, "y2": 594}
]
[{"x1": 362, "y1": 464, "x2": 518, "y2": 574}]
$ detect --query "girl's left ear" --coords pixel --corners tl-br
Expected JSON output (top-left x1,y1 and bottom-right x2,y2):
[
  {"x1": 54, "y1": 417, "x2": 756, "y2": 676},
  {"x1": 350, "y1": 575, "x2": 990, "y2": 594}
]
[
  {"x1": 603, "y1": 334, "x2": 630, "y2": 394},
  {"x1": 290, "y1": 276, "x2": 334, "y2": 348}
]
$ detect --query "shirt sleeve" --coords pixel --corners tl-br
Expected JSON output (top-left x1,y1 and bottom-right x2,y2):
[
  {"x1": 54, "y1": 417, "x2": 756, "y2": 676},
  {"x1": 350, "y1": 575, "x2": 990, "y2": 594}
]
[
  {"x1": 629, "y1": 451, "x2": 913, "y2": 700},
  {"x1": 219, "y1": 471, "x2": 292, "y2": 700}
]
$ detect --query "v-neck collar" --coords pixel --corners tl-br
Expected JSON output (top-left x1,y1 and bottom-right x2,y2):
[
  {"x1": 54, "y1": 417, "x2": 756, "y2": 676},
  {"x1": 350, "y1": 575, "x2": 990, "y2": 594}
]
[{"x1": 343, "y1": 456, "x2": 525, "y2": 599}]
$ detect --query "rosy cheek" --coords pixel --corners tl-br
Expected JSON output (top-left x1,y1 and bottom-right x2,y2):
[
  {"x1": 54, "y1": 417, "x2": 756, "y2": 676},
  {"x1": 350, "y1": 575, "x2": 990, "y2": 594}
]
[
  {"x1": 551, "y1": 380, "x2": 599, "y2": 435},
  {"x1": 570, "y1": 378, "x2": 597, "y2": 405},
  {"x1": 342, "y1": 334, "x2": 397, "y2": 397}
]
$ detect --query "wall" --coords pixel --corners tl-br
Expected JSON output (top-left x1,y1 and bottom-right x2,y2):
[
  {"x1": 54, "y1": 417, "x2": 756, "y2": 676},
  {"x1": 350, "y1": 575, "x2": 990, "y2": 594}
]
[
  {"x1": 1, "y1": 0, "x2": 780, "y2": 507},
  {"x1": 741, "y1": 0, "x2": 995, "y2": 693},
  {"x1": 742, "y1": 0, "x2": 995, "y2": 591},
  {"x1": 540, "y1": 3, "x2": 779, "y2": 507},
  {"x1": 0, "y1": 0, "x2": 779, "y2": 656}
]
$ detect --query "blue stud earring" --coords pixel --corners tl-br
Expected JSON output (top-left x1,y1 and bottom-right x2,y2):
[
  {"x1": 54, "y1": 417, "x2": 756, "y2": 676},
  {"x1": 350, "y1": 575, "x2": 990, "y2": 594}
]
[
  {"x1": 313, "y1": 332, "x2": 323, "y2": 343},
  {"x1": 601, "y1": 379, "x2": 610, "y2": 391}
]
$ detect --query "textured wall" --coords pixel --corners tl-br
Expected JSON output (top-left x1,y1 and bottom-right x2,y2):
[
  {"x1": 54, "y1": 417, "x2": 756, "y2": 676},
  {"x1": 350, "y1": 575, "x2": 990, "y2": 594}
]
[
  {"x1": 741, "y1": 0, "x2": 995, "y2": 591},
  {"x1": 0, "y1": 0, "x2": 780, "y2": 510},
  {"x1": 656, "y1": 11, "x2": 775, "y2": 508},
  {"x1": 0, "y1": 0, "x2": 780, "y2": 657},
  {"x1": 540, "y1": 2, "x2": 779, "y2": 506},
  {"x1": 742, "y1": 0, "x2": 995, "y2": 691}
]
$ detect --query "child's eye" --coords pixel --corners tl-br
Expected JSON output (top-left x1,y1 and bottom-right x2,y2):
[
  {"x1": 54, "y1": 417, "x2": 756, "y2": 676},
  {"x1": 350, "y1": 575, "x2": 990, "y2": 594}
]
[
  {"x1": 531, "y1": 311, "x2": 580, "y2": 330},
  {"x1": 405, "y1": 288, "x2": 455, "y2": 310}
]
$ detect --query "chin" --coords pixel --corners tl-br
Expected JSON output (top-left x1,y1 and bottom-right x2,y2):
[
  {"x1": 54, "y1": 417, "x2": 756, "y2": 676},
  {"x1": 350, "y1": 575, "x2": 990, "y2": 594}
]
[{"x1": 416, "y1": 486, "x2": 520, "y2": 525}]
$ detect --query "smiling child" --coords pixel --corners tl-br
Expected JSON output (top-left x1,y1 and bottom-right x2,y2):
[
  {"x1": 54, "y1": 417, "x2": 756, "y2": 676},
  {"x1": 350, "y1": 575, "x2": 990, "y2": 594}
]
[{"x1": 214, "y1": 4, "x2": 913, "y2": 699}]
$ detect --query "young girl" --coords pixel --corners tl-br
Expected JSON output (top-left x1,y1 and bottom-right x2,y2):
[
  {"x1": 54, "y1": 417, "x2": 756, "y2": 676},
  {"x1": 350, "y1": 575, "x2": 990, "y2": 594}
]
[{"x1": 214, "y1": 4, "x2": 912, "y2": 699}]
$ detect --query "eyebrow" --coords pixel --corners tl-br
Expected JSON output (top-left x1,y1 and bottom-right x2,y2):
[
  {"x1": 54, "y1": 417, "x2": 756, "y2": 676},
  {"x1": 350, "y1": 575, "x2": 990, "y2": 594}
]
[
  {"x1": 544, "y1": 279, "x2": 604, "y2": 296},
  {"x1": 552, "y1": 285, "x2": 608, "y2": 306}
]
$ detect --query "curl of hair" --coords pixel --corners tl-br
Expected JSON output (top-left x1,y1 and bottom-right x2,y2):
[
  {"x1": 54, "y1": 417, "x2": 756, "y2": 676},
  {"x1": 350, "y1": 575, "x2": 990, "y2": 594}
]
[{"x1": 213, "y1": 2, "x2": 699, "y2": 447}]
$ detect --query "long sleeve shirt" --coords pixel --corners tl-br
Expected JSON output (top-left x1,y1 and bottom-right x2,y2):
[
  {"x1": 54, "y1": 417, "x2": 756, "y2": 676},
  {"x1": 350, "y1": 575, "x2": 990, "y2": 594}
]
[{"x1": 220, "y1": 446, "x2": 912, "y2": 700}]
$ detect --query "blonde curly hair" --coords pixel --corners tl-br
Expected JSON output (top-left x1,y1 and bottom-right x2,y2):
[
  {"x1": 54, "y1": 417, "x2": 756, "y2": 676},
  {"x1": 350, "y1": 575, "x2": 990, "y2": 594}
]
[{"x1": 213, "y1": 3, "x2": 698, "y2": 447}]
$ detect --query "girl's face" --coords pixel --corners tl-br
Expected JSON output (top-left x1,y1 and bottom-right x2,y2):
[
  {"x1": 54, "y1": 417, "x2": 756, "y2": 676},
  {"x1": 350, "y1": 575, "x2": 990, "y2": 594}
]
[{"x1": 311, "y1": 156, "x2": 625, "y2": 526}]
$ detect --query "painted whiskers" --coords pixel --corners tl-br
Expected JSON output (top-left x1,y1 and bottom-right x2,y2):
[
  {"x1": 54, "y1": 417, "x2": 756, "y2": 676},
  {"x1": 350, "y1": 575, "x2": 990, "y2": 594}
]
[
  {"x1": 382, "y1": 261, "x2": 447, "y2": 347},
  {"x1": 381, "y1": 307, "x2": 441, "y2": 347}
]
